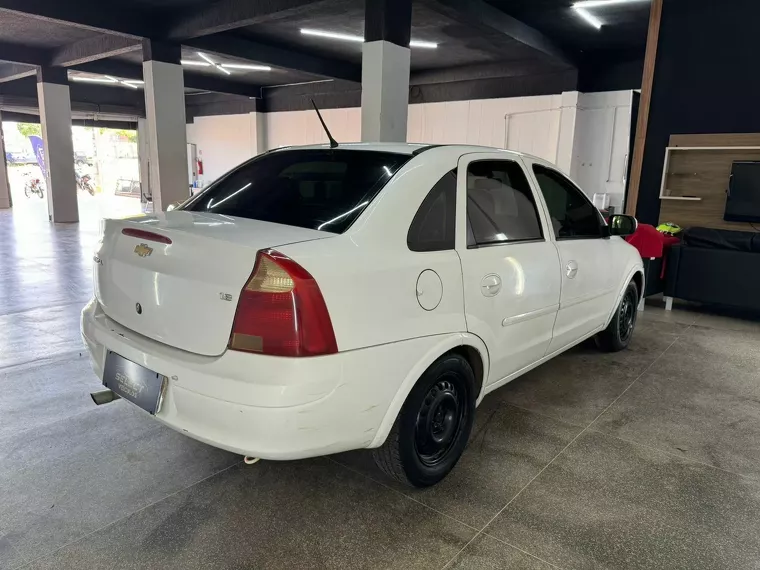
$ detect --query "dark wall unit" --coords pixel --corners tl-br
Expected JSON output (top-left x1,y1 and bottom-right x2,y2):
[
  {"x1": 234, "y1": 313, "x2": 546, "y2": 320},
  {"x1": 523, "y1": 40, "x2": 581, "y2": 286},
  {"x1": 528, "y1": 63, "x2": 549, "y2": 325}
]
[{"x1": 637, "y1": 0, "x2": 760, "y2": 224}]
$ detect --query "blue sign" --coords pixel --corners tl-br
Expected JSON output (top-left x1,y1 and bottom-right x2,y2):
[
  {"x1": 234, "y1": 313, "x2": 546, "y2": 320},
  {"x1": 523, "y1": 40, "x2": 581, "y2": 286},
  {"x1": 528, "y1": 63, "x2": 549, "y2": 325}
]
[{"x1": 28, "y1": 135, "x2": 47, "y2": 180}]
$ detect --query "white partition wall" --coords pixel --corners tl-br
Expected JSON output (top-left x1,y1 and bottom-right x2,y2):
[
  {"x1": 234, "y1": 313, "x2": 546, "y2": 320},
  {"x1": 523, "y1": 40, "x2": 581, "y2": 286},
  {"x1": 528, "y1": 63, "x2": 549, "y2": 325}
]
[
  {"x1": 186, "y1": 90, "x2": 635, "y2": 207},
  {"x1": 571, "y1": 91, "x2": 634, "y2": 210}
]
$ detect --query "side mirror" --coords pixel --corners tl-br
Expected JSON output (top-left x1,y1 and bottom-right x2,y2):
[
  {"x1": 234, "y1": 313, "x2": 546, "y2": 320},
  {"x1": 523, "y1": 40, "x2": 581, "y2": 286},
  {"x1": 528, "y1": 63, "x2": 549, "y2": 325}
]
[{"x1": 609, "y1": 214, "x2": 637, "y2": 237}]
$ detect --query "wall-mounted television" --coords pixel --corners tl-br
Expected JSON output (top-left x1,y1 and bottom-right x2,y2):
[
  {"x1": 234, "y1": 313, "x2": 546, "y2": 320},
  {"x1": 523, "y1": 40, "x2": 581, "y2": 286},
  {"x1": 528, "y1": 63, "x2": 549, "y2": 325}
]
[{"x1": 724, "y1": 161, "x2": 760, "y2": 223}]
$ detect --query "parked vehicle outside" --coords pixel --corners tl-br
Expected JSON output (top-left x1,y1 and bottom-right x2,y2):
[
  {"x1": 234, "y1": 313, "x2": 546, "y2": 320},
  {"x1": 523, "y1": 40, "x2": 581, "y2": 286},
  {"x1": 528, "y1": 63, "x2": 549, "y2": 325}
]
[{"x1": 81, "y1": 143, "x2": 643, "y2": 487}]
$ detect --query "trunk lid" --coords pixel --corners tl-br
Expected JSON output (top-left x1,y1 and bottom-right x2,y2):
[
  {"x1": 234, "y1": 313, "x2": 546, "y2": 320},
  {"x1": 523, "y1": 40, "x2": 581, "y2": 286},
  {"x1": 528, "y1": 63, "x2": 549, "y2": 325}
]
[{"x1": 94, "y1": 211, "x2": 332, "y2": 356}]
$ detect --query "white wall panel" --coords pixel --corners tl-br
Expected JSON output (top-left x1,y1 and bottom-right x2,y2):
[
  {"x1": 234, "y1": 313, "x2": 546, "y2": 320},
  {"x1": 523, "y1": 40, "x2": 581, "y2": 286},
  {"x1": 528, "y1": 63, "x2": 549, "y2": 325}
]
[
  {"x1": 185, "y1": 91, "x2": 634, "y2": 210},
  {"x1": 186, "y1": 113, "x2": 255, "y2": 184},
  {"x1": 572, "y1": 91, "x2": 633, "y2": 209}
]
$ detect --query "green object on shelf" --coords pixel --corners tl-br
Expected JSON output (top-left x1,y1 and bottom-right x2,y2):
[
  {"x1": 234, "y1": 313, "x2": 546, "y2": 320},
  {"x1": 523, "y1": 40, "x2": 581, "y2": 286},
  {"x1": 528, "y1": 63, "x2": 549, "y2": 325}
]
[{"x1": 657, "y1": 222, "x2": 682, "y2": 235}]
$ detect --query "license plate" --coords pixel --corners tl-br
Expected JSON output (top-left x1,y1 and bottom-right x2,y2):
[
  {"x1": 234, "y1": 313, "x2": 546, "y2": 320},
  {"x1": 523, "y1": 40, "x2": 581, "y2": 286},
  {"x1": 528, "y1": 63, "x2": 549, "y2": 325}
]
[{"x1": 103, "y1": 351, "x2": 167, "y2": 415}]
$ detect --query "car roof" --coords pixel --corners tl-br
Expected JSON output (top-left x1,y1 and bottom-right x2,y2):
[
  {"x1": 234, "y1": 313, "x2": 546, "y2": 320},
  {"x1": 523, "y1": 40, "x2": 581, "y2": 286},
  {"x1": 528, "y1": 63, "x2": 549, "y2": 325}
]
[{"x1": 270, "y1": 142, "x2": 544, "y2": 162}]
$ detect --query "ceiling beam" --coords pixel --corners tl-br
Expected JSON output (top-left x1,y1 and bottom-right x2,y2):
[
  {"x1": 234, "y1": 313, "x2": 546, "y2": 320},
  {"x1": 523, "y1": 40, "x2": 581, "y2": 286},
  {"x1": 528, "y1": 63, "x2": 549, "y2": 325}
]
[
  {"x1": 424, "y1": 0, "x2": 574, "y2": 67},
  {"x1": 51, "y1": 35, "x2": 140, "y2": 67},
  {"x1": 0, "y1": 0, "x2": 160, "y2": 38},
  {"x1": 168, "y1": 0, "x2": 331, "y2": 40},
  {"x1": 0, "y1": 64, "x2": 37, "y2": 83},
  {"x1": 185, "y1": 34, "x2": 361, "y2": 83},
  {"x1": 411, "y1": 61, "x2": 566, "y2": 86},
  {"x1": 71, "y1": 60, "x2": 263, "y2": 98},
  {"x1": 0, "y1": 41, "x2": 50, "y2": 66}
]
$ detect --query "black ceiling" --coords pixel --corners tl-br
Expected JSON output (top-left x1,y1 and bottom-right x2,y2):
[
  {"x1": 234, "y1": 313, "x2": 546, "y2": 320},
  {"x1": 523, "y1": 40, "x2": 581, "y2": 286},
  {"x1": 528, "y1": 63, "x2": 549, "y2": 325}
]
[
  {"x1": 0, "y1": 0, "x2": 649, "y2": 116},
  {"x1": 490, "y1": 0, "x2": 650, "y2": 55}
]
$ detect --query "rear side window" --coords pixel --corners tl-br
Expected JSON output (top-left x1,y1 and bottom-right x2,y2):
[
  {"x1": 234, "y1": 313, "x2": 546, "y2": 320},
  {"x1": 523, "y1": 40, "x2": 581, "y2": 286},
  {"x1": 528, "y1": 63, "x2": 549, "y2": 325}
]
[
  {"x1": 467, "y1": 160, "x2": 543, "y2": 246},
  {"x1": 182, "y1": 149, "x2": 410, "y2": 233},
  {"x1": 407, "y1": 171, "x2": 456, "y2": 252}
]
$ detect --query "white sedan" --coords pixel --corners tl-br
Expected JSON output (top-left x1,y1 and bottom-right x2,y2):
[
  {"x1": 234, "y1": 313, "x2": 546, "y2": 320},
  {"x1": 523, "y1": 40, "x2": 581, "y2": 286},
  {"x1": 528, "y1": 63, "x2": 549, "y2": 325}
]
[{"x1": 82, "y1": 143, "x2": 643, "y2": 487}]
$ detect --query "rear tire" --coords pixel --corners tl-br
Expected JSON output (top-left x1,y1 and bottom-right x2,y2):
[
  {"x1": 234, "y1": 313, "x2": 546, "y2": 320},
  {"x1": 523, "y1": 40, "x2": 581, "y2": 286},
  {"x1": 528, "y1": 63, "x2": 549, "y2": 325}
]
[
  {"x1": 372, "y1": 353, "x2": 476, "y2": 487},
  {"x1": 596, "y1": 280, "x2": 639, "y2": 352}
]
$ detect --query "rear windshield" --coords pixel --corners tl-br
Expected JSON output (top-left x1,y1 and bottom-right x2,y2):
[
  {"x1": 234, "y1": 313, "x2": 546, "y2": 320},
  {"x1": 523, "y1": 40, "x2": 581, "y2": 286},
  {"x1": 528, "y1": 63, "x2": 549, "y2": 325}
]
[{"x1": 181, "y1": 149, "x2": 410, "y2": 233}]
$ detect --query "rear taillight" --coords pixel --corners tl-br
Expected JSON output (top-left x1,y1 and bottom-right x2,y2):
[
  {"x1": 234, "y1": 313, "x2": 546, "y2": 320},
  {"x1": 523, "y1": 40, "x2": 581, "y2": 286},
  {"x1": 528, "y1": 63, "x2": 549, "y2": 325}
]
[{"x1": 229, "y1": 250, "x2": 338, "y2": 357}]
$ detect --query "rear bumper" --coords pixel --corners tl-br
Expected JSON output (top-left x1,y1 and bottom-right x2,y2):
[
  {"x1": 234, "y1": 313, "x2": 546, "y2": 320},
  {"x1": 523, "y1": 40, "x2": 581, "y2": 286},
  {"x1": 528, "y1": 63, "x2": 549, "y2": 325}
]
[{"x1": 80, "y1": 299, "x2": 457, "y2": 460}]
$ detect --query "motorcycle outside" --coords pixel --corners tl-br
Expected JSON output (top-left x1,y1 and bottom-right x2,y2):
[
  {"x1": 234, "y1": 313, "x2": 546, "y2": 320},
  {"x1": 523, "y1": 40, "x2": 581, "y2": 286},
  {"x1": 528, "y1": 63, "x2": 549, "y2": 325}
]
[
  {"x1": 76, "y1": 171, "x2": 95, "y2": 196},
  {"x1": 24, "y1": 176, "x2": 45, "y2": 199}
]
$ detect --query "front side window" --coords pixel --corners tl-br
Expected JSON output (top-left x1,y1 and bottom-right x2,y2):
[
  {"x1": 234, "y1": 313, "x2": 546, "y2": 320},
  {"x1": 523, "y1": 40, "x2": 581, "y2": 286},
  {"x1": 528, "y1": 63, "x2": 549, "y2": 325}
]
[
  {"x1": 407, "y1": 171, "x2": 456, "y2": 252},
  {"x1": 466, "y1": 160, "x2": 543, "y2": 247},
  {"x1": 532, "y1": 165, "x2": 604, "y2": 239},
  {"x1": 182, "y1": 149, "x2": 410, "y2": 233}
]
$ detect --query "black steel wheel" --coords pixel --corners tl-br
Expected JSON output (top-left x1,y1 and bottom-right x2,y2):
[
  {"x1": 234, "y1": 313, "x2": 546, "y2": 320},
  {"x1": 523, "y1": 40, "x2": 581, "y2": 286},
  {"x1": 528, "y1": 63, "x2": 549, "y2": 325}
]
[
  {"x1": 596, "y1": 280, "x2": 639, "y2": 352},
  {"x1": 373, "y1": 353, "x2": 476, "y2": 487},
  {"x1": 414, "y1": 377, "x2": 467, "y2": 468}
]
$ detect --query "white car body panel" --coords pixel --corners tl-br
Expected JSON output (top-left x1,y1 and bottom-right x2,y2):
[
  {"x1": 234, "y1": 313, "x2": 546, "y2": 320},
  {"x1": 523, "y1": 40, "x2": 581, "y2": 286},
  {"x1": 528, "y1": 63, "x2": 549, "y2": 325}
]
[
  {"x1": 82, "y1": 142, "x2": 643, "y2": 459},
  {"x1": 454, "y1": 153, "x2": 562, "y2": 385}
]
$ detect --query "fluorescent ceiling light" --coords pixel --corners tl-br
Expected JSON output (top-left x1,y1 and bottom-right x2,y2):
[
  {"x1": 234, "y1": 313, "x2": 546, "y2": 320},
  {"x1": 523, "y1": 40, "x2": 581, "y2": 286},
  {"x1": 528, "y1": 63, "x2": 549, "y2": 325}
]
[
  {"x1": 197, "y1": 51, "x2": 231, "y2": 75},
  {"x1": 301, "y1": 29, "x2": 363, "y2": 42},
  {"x1": 574, "y1": 0, "x2": 649, "y2": 7},
  {"x1": 71, "y1": 76, "x2": 117, "y2": 84},
  {"x1": 301, "y1": 28, "x2": 438, "y2": 48},
  {"x1": 105, "y1": 75, "x2": 139, "y2": 89},
  {"x1": 197, "y1": 52, "x2": 217, "y2": 66},
  {"x1": 123, "y1": 80, "x2": 145, "y2": 85},
  {"x1": 181, "y1": 60, "x2": 211, "y2": 67},
  {"x1": 573, "y1": 6, "x2": 603, "y2": 28},
  {"x1": 221, "y1": 63, "x2": 272, "y2": 71},
  {"x1": 409, "y1": 40, "x2": 438, "y2": 49}
]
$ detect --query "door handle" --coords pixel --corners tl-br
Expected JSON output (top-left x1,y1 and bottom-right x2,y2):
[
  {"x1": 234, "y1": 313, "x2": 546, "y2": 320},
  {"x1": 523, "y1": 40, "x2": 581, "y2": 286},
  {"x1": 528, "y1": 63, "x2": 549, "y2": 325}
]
[
  {"x1": 481, "y1": 274, "x2": 502, "y2": 297},
  {"x1": 566, "y1": 260, "x2": 578, "y2": 279}
]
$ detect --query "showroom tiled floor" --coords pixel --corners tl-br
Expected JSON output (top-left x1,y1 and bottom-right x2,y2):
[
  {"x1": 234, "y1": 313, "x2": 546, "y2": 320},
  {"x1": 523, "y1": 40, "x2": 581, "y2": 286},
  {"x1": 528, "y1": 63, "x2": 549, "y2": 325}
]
[{"x1": 2, "y1": 207, "x2": 760, "y2": 569}]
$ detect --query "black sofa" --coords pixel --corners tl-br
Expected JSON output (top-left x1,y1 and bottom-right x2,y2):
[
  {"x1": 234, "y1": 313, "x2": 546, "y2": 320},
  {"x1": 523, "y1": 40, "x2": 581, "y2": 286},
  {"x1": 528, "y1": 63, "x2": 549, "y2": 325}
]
[{"x1": 664, "y1": 227, "x2": 760, "y2": 311}]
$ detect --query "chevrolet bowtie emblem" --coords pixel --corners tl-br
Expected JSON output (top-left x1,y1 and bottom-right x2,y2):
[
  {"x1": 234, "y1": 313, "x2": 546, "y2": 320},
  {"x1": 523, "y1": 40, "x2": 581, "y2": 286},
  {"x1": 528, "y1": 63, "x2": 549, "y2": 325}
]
[{"x1": 134, "y1": 243, "x2": 153, "y2": 258}]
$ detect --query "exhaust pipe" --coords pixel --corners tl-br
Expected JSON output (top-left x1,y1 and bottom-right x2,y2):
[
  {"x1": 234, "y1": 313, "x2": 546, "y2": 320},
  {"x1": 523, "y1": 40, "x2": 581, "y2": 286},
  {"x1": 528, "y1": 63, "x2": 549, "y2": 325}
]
[{"x1": 91, "y1": 389, "x2": 121, "y2": 406}]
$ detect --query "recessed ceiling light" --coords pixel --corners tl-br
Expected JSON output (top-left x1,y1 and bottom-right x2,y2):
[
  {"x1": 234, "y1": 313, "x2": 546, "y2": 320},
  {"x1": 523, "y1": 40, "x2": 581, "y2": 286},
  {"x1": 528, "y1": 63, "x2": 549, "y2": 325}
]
[
  {"x1": 572, "y1": 6, "x2": 604, "y2": 28},
  {"x1": 221, "y1": 63, "x2": 272, "y2": 71},
  {"x1": 181, "y1": 60, "x2": 211, "y2": 67},
  {"x1": 574, "y1": 0, "x2": 649, "y2": 7},
  {"x1": 300, "y1": 28, "x2": 437, "y2": 48}
]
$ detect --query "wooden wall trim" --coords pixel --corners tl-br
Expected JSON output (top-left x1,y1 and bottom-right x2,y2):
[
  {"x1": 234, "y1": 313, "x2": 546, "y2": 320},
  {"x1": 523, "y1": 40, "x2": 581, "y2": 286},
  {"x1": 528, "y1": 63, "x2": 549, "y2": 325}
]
[
  {"x1": 670, "y1": 133, "x2": 760, "y2": 148},
  {"x1": 625, "y1": 0, "x2": 663, "y2": 216}
]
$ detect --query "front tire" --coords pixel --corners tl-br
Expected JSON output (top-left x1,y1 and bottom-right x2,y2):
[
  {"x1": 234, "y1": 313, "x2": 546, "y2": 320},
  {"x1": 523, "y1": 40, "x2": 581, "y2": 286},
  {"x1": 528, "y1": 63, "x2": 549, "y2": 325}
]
[
  {"x1": 596, "y1": 280, "x2": 639, "y2": 352},
  {"x1": 372, "y1": 353, "x2": 476, "y2": 487}
]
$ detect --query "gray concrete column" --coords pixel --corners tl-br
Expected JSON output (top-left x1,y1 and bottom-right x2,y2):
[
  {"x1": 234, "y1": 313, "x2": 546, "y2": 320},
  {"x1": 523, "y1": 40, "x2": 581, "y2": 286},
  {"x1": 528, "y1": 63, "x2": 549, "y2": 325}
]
[
  {"x1": 37, "y1": 67, "x2": 78, "y2": 223},
  {"x1": 136, "y1": 117, "x2": 151, "y2": 204},
  {"x1": 250, "y1": 112, "x2": 268, "y2": 156},
  {"x1": 0, "y1": 113, "x2": 11, "y2": 209},
  {"x1": 142, "y1": 40, "x2": 189, "y2": 211},
  {"x1": 361, "y1": 0, "x2": 412, "y2": 143}
]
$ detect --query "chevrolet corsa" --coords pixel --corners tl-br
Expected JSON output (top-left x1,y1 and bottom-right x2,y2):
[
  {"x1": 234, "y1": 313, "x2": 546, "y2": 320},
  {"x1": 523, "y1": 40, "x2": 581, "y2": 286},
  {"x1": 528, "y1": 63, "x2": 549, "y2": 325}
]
[{"x1": 82, "y1": 143, "x2": 643, "y2": 487}]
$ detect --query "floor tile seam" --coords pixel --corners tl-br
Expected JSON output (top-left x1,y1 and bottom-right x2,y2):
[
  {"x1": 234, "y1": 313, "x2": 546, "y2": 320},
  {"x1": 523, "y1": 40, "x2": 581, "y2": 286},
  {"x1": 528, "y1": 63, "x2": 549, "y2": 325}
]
[
  {"x1": 476, "y1": 532, "x2": 570, "y2": 570},
  {"x1": 324, "y1": 456, "x2": 482, "y2": 533},
  {"x1": 495, "y1": 401, "x2": 590, "y2": 431},
  {"x1": 0, "y1": 409, "x2": 167, "y2": 472},
  {"x1": 13, "y1": 461, "x2": 242, "y2": 568},
  {"x1": 444, "y1": 332, "x2": 689, "y2": 558},
  {"x1": 0, "y1": 350, "x2": 85, "y2": 373},
  {"x1": 1, "y1": 531, "x2": 30, "y2": 570},
  {"x1": 585, "y1": 426, "x2": 760, "y2": 484},
  {"x1": 0, "y1": 300, "x2": 89, "y2": 319},
  {"x1": 446, "y1": 330, "x2": 689, "y2": 538},
  {"x1": 584, "y1": 329, "x2": 687, "y2": 433}
]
